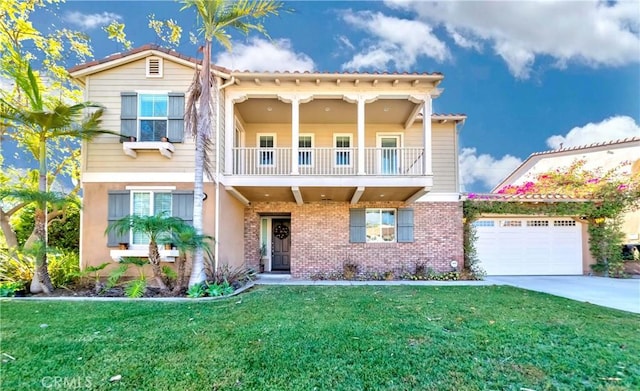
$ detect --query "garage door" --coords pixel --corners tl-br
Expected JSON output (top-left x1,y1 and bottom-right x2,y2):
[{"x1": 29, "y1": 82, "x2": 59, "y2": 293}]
[{"x1": 474, "y1": 218, "x2": 583, "y2": 275}]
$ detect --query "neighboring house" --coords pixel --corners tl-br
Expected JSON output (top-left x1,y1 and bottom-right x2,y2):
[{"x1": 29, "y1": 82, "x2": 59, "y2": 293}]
[
  {"x1": 472, "y1": 138, "x2": 640, "y2": 276},
  {"x1": 69, "y1": 44, "x2": 466, "y2": 279}
]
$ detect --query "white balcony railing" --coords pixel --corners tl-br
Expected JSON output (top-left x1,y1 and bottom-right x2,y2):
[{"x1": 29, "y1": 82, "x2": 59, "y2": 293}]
[{"x1": 232, "y1": 147, "x2": 425, "y2": 176}]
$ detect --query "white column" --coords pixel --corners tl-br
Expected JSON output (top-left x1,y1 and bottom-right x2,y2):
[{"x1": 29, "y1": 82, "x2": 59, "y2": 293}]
[
  {"x1": 357, "y1": 96, "x2": 365, "y2": 175},
  {"x1": 291, "y1": 96, "x2": 300, "y2": 175},
  {"x1": 423, "y1": 95, "x2": 432, "y2": 175},
  {"x1": 224, "y1": 95, "x2": 235, "y2": 175}
]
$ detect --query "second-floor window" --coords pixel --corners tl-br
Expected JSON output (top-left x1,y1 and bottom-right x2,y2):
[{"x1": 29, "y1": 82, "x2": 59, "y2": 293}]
[
  {"x1": 298, "y1": 134, "x2": 313, "y2": 166},
  {"x1": 120, "y1": 91, "x2": 185, "y2": 143},
  {"x1": 139, "y1": 94, "x2": 168, "y2": 141},
  {"x1": 258, "y1": 134, "x2": 275, "y2": 166},
  {"x1": 335, "y1": 134, "x2": 352, "y2": 166}
]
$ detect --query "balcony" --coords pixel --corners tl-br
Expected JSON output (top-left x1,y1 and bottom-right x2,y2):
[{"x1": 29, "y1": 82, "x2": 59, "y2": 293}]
[{"x1": 231, "y1": 147, "x2": 425, "y2": 176}]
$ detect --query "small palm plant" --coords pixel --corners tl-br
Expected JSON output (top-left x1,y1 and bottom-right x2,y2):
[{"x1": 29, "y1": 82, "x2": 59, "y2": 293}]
[
  {"x1": 105, "y1": 212, "x2": 183, "y2": 291},
  {"x1": 161, "y1": 223, "x2": 214, "y2": 295}
]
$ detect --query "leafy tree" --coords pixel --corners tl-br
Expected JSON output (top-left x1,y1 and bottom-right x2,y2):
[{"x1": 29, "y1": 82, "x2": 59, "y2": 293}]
[
  {"x1": 0, "y1": 61, "x2": 108, "y2": 293},
  {"x1": 179, "y1": 0, "x2": 285, "y2": 286},
  {"x1": 12, "y1": 202, "x2": 80, "y2": 252}
]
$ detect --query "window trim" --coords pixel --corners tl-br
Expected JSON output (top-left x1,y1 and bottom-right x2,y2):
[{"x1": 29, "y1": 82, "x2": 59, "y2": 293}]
[
  {"x1": 365, "y1": 208, "x2": 397, "y2": 243},
  {"x1": 129, "y1": 190, "x2": 172, "y2": 248},
  {"x1": 257, "y1": 133, "x2": 277, "y2": 167},
  {"x1": 298, "y1": 133, "x2": 314, "y2": 167},
  {"x1": 333, "y1": 133, "x2": 353, "y2": 168}
]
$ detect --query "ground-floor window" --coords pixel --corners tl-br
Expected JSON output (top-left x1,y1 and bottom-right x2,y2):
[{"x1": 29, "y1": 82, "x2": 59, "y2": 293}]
[
  {"x1": 131, "y1": 191, "x2": 172, "y2": 244},
  {"x1": 350, "y1": 208, "x2": 413, "y2": 243},
  {"x1": 366, "y1": 208, "x2": 396, "y2": 242}
]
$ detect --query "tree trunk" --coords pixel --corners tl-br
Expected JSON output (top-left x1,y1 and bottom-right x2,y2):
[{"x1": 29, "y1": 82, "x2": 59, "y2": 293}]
[
  {"x1": 29, "y1": 207, "x2": 53, "y2": 294},
  {"x1": 148, "y1": 242, "x2": 168, "y2": 291},
  {"x1": 189, "y1": 39, "x2": 213, "y2": 287},
  {"x1": 0, "y1": 208, "x2": 19, "y2": 248},
  {"x1": 172, "y1": 253, "x2": 187, "y2": 294}
]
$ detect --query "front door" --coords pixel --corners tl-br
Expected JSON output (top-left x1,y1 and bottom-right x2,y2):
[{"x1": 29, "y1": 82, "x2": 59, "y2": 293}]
[{"x1": 271, "y1": 219, "x2": 291, "y2": 271}]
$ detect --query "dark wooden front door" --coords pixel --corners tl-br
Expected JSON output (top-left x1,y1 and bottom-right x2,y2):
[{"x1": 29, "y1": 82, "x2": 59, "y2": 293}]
[{"x1": 272, "y1": 219, "x2": 291, "y2": 271}]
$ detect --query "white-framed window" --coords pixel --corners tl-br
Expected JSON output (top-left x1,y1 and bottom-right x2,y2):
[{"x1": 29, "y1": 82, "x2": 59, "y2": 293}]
[
  {"x1": 377, "y1": 134, "x2": 402, "y2": 174},
  {"x1": 298, "y1": 134, "x2": 314, "y2": 166},
  {"x1": 366, "y1": 208, "x2": 396, "y2": 243},
  {"x1": 334, "y1": 134, "x2": 352, "y2": 167},
  {"x1": 131, "y1": 191, "x2": 172, "y2": 245},
  {"x1": 139, "y1": 94, "x2": 168, "y2": 141},
  {"x1": 257, "y1": 134, "x2": 276, "y2": 166}
]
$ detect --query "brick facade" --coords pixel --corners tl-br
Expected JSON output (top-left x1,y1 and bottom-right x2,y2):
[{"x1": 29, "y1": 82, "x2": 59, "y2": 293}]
[{"x1": 245, "y1": 201, "x2": 463, "y2": 279}]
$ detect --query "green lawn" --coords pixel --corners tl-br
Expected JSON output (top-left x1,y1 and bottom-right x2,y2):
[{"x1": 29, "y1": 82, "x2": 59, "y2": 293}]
[{"x1": 1, "y1": 286, "x2": 639, "y2": 390}]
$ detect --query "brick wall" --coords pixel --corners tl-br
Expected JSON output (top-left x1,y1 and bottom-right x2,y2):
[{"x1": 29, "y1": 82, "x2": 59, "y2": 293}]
[{"x1": 245, "y1": 201, "x2": 463, "y2": 279}]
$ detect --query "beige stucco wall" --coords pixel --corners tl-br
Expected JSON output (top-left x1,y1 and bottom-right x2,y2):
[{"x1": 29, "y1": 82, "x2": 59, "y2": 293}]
[
  {"x1": 81, "y1": 182, "x2": 216, "y2": 277},
  {"x1": 217, "y1": 189, "x2": 246, "y2": 269}
]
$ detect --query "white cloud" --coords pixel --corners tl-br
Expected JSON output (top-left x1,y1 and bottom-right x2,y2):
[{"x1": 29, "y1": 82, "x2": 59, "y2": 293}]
[
  {"x1": 63, "y1": 11, "x2": 121, "y2": 30},
  {"x1": 546, "y1": 116, "x2": 640, "y2": 149},
  {"x1": 386, "y1": 0, "x2": 640, "y2": 79},
  {"x1": 215, "y1": 38, "x2": 315, "y2": 72},
  {"x1": 336, "y1": 35, "x2": 355, "y2": 51},
  {"x1": 340, "y1": 10, "x2": 449, "y2": 71},
  {"x1": 459, "y1": 147, "x2": 522, "y2": 191}
]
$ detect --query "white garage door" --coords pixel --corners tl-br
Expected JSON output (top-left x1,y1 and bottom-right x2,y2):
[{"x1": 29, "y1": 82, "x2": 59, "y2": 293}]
[{"x1": 474, "y1": 218, "x2": 583, "y2": 275}]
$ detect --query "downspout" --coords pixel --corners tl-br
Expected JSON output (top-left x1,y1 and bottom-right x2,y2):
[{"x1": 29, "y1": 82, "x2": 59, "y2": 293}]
[{"x1": 214, "y1": 76, "x2": 235, "y2": 270}]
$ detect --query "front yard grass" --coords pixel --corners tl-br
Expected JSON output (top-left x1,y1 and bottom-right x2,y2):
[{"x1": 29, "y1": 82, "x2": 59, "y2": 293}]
[{"x1": 1, "y1": 285, "x2": 639, "y2": 390}]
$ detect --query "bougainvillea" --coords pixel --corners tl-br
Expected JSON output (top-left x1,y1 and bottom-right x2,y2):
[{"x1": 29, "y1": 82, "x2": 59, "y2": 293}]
[{"x1": 464, "y1": 159, "x2": 640, "y2": 278}]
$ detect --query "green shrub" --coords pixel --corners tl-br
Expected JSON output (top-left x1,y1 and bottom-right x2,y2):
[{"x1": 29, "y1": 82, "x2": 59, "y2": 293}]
[
  {"x1": 187, "y1": 283, "x2": 206, "y2": 298},
  {"x1": 0, "y1": 250, "x2": 33, "y2": 284},
  {"x1": 48, "y1": 251, "x2": 80, "y2": 288},
  {"x1": 124, "y1": 278, "x2": 146, "y2": 298},
  {"x1": 0, "y1": 281, "x2": 25, "y2": 297}
]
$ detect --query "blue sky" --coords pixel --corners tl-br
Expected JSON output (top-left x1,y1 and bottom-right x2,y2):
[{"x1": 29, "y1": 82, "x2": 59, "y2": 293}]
[{"x1": 28, "y1": 0, "x2": 640, "y2": 192}]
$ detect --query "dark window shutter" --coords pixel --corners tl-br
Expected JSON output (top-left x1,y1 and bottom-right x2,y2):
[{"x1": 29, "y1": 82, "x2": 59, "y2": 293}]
[
  {"x1": 120, "y1": 92, "x2": 137, "y2": 142},
  {"x1": 397, "y1": 208, "x2": 414, "y2": 243},
  {"x1": 168, "y1": 93, "x2": 185, "y2": 143},
  {"x1": 107, "y1": 191, "x2": 130, "y2": 246},
  {"x1": 349, "y1": 208, "x2": 366, "y2": 243},
  {"x1": 172, "y1": 191, "x2": 193, "y2": 226}
]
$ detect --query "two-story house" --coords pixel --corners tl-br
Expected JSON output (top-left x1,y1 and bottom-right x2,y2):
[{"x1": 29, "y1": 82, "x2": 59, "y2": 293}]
[{"x1": 69, "y1": 44, "x2": 466, "y2": 279}]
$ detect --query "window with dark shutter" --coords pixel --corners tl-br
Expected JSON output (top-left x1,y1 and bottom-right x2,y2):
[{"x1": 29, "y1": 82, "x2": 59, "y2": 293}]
[
  {"x1": 167, "y1": 93, "x2": 185, "y2": 143},
  {"x1": 349, "y1": 208, "x2": 366, "y2": 243},
  {"x1": 172, "y1": 191, "x2": 194, "y2": 225},
  {"x1": 397, "y1": 208, "x2": 414, "y2": 243},
  {"x1": 120, "y1": 92, "x2": 138, "y2": 142},
  {"x1": 107, "y1": 191, "x2": 131, "y2": 246}
]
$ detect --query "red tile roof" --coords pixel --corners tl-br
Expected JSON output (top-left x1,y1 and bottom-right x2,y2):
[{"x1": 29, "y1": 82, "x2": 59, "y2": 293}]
[{"x1": 68, "y1": 43, "x2": 444, "y2": 77}]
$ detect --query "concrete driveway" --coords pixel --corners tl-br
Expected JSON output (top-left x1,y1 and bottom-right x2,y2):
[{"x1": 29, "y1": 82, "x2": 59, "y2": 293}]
[{"x1": 486, "y1": 276, "x2": 640, "y2": 313}]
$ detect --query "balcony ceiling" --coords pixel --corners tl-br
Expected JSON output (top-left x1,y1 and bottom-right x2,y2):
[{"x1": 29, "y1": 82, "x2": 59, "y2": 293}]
[
  {"x1": 231, "y1": 185, "x2": 423, "y2": 204},
  {"x1": 235, "y1": 98, "x2": 418, "y2": 125}
]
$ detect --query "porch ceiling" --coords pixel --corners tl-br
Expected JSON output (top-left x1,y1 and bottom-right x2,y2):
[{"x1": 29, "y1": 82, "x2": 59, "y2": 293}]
[
  {"x1": 228, "y1": 185, "x2": 424, "y2": 204},
  {"x1": 235, "y1": 98, "x2": 418, "y2": 125}
]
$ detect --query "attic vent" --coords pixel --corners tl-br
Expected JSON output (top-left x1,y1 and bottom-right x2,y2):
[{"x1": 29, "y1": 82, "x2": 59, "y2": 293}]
[{"x1": 146, "y1": 57, "x2": 163, "y2": 78}]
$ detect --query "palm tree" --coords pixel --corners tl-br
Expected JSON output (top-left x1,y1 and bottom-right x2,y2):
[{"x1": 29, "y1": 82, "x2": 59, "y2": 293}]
[
  {"x1": 105, "y1": 212, "x2": 184, "y2": 291},
  {"x1": 162, "y1": 223, "x2": 214, "y2": 294},
  {"x1": 180, "y1": 0, "x2": 285, "y2": 287},
  {"x1": 0, "y1": 61, "x2": 108, "y2": 294}
]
